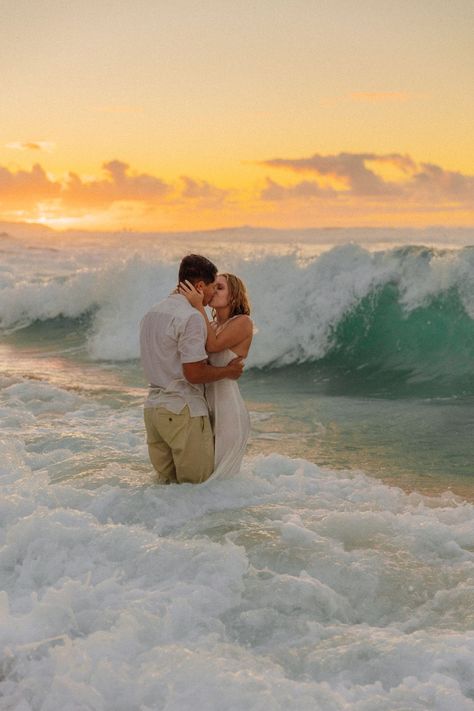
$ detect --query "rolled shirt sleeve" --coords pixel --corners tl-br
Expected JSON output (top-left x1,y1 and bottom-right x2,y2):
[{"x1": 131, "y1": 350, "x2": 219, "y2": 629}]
[{"x1": 178, "y1": 312, "x2": 208, "y2": 364}]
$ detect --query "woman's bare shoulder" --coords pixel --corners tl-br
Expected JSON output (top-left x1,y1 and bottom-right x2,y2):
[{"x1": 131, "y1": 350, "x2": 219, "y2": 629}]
[
  {"x1": 231, "y1": 314, "x2": 252, "y2": 324},
  {"x1": 230, "y1": 314, "x2": 253, "y2": 332}
]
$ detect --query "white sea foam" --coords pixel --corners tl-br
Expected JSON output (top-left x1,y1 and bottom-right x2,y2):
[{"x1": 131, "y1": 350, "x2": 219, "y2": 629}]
[
  {"x1": 1, "y1": 237, "x2": 473, "y2": 366},
  {"x1": 1, "y1": 376, "x2": 474, "y2": 709}
]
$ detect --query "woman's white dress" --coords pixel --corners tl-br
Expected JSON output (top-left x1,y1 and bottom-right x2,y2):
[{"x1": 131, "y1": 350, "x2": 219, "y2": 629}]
[{"x1": 206, "y1": 347, "x2": 250, "y2": 480}]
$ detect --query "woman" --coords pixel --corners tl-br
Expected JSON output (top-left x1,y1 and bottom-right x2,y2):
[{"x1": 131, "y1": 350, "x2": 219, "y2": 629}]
[{"x1": 179, "y1": 273, "x2": 253, "y2": 479}]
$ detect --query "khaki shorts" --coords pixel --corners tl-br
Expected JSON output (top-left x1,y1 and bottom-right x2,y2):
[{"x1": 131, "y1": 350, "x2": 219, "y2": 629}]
[{"x1": 144, "y1": 405, "x2": 214, "y2": 484}]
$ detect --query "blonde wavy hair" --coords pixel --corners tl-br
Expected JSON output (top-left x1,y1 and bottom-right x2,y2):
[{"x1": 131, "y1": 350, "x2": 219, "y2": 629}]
[{"x1": 214, "y1": 273, "x2": 251, "y2": 318}]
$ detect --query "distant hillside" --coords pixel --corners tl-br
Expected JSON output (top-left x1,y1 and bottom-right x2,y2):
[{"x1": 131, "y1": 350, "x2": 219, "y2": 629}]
[{"x1": 0, "y1": 221, "x2": 55, "y2": 239}]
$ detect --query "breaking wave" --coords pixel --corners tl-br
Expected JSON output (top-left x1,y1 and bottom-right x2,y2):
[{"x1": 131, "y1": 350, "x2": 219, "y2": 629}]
[{"x1": 1, "y1": 243, "x2": 474, "y2": 392}]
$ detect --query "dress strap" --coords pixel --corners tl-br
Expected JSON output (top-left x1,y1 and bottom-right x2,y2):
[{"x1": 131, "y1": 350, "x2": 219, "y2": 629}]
[{"x1": 214, "y1": 314, "x2": 244, "y2": 334}]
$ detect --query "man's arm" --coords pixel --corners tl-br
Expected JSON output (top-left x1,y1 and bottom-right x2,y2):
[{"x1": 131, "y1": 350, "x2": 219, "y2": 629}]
[{"x1": 183, "y1": 357, "x2": 243, "y2": 385}]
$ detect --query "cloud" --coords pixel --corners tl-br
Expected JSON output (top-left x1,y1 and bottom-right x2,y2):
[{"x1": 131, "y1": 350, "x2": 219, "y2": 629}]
[
  {"x1": 6, "y1": 141, "x2": 55, "y2": 152},
  {"x1": 368, "y1": 153, "x2": 417, "y2": 174},
  {"x1": 261, "y1": 152, "x2": 409, "y2": 196},
  {"x1": 179, "y1": 176, "x2": 228, "y2": 203},
  {"x1": 0, "y1": 155, "x2": 471, "y2": 227},
  {"x1": 410, "y1": 163, "x2": 474, "y2": 202},
  {"x1": 0, "y1": 160, "x2": 231, "y2": 215},
  {"x1": 261, "y1": 177, "x2": 335, "y2": 201},
  {"x1": 259, "y1": 152, "x2": 474, "y2": 205},
  {"x1": 0, "y1": 163, "x2": 60, "y2": 206},
  {"x1": 62, "y1": 160, "x2": 171, "y2": 207}
]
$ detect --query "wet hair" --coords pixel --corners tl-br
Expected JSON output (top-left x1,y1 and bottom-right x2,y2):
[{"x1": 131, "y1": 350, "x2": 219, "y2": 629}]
[
  {"x1": 220, "y1": 273, "x2": 251, "y2": 317},
  {"x1": 179, "y1": 254, "x2": 217, "y2": 285}
]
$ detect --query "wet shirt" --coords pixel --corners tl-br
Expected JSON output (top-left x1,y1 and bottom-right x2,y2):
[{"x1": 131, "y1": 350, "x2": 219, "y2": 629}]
[{"x1": 139, "y1": 293, "x2": 208, "y2": 415}]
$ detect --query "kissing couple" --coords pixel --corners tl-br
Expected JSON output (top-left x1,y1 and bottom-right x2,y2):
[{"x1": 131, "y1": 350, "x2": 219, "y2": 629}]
[{"x1": 140, "y1": 254, "x2": 253, "y2": 484}]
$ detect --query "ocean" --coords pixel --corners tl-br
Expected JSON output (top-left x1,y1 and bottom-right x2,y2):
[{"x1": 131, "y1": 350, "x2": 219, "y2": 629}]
[{"x1": 1, "y1": 225, "x2": 474, "y2": 710}]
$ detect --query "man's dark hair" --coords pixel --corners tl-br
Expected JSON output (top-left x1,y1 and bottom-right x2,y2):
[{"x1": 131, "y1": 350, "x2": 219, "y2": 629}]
[{"x1": 179, "y1": 254, "x2": 217, "y2": 285}]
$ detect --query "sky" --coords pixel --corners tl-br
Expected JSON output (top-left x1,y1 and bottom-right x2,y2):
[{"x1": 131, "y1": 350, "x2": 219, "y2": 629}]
[{"x1": 1, "y1": 0, "x2": 473, "y2": 231}]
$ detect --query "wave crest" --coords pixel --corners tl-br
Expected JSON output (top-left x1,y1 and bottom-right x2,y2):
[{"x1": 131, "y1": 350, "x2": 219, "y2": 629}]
[{"x1": 2, "y1": 244, "x2": 474, "y2": 384}]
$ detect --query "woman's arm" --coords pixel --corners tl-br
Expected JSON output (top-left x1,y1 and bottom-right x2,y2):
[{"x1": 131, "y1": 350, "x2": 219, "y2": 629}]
[{"x1": 178, "y1": 281, "x2": 253, "y2": 353}]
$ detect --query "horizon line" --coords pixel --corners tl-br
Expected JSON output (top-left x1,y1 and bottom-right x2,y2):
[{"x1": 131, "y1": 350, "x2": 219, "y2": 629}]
[{"x1": 2, "y1": 220, "x2": 474, "y2": 236}]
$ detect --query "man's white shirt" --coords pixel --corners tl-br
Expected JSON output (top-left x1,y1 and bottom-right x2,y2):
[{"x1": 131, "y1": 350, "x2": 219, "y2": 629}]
[{"x1": 140, "y1": 293, "x2": 209, "y2": 416}]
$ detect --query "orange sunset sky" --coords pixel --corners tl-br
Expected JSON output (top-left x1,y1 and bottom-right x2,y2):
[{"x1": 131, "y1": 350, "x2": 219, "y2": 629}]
[{"x1": 1, "y1": 0, "x2": 473, "y2": 231}]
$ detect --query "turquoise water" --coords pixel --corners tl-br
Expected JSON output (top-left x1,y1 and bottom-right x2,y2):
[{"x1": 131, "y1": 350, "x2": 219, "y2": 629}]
[
  {"x1": 2, "y1": 313, "x2": 473, "y2": 499},
  {"x1": 243, "y1": 367, "x2": 474, "y2": 498}
]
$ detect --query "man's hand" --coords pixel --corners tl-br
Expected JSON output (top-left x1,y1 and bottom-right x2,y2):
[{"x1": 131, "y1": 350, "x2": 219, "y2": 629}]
[
  {"x1": 183, "y1": 357, "x2": 244, "y2": 384},
  {"x1": 178, "y1": 280, "x2": 204, "y2": 309},
  {"x1": 226, "y1": 356, "x2": 244, "y2": 380}
]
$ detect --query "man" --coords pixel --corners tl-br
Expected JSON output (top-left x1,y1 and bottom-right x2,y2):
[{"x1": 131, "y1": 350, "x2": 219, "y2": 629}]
[{"x1": 139, "y1": 254, "x2": 244, "y2": 484}]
